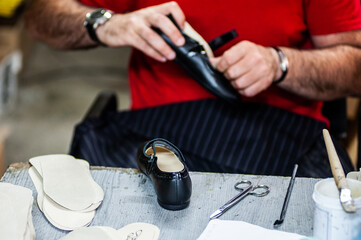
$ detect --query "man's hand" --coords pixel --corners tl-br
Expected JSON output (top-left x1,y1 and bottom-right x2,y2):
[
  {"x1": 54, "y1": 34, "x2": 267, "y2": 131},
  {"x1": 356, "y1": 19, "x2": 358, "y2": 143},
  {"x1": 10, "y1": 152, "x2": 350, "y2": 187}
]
[
  {"x1": 97, "y1": 1, "x2": 185, "y2": 62},
  {"x1": 211, "y1": 41, "x2": 281, "y2": 97}
]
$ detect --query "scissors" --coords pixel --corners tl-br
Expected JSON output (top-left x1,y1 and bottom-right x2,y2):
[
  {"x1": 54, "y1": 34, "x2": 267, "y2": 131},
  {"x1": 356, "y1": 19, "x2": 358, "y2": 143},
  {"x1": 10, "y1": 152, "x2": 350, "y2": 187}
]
[{"x1": 209, "y1": 180, "x2": 270, "y2": 220}]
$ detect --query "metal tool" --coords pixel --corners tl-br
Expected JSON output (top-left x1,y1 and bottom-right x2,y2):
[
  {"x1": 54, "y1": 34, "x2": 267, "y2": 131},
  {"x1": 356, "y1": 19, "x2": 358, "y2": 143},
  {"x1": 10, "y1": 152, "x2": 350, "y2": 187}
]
[
  {"x1": 323, "y1": 129, "x2": 356, "y2": 213},
  {"x1": 274, "y1": 164, "x2": 298, "y2": 227},
  {"x1": 209, "y1": 180, "x2": 270, "y2": 220}
]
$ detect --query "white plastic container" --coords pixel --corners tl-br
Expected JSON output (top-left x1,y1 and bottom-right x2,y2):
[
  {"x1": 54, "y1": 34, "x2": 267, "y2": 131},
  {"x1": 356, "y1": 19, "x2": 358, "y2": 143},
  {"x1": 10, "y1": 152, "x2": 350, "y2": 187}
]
[{"x1": 312, "y1": 178, "x2": 361, "y2": 240}]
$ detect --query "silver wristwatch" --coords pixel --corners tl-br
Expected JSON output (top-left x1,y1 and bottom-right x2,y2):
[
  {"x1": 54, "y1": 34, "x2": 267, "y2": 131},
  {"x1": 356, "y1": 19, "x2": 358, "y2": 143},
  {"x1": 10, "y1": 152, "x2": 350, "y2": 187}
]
[
  {"x1": 272, "y1": 46, "x2": 289, "y2": 84},
  {"x1": 84, "y1": 9, "x2": 113, "y2": 45}
]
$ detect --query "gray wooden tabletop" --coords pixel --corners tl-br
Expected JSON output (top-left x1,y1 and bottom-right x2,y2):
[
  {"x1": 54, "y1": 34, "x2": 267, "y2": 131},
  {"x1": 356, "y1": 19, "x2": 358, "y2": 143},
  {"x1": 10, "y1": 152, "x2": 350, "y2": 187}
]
[{"x1": 1, "y1": 164, "x2": 319, "y2": 239}]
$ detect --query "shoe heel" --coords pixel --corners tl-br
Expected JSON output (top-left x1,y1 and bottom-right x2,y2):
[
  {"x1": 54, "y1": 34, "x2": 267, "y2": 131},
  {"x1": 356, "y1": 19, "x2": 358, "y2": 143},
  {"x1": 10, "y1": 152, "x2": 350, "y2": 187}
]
[{"x1": 157, "y1": 199, "x2": 190, "y2": 211}]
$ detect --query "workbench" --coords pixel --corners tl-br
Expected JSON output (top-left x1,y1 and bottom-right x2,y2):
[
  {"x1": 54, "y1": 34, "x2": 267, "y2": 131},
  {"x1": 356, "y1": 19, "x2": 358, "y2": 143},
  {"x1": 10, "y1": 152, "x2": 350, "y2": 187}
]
[{"x1": 0, "y1": 164, "x2": 319, "y2": 239}]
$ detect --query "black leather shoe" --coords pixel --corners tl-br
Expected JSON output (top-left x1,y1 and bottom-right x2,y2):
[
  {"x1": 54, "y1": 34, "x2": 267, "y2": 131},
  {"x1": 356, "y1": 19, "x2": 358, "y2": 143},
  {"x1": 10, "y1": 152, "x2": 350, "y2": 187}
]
[
  {"x1": 137, "y1": 138, "x2": 192, "y2": 210},
  {"x1": 152, "y1": 15, "x2": 241, "y2": 104}
]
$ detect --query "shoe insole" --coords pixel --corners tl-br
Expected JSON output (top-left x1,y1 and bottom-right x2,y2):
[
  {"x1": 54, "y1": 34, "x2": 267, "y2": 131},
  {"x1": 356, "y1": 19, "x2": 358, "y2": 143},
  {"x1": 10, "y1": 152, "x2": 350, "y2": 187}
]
[
  {"x1": 146, "y1": 146, "x2": 184, "y2": 172},
  {"x1": 0, "y1": 183, "x2": 34, "y2": 240},
  {"x1": 29, "y1": 154, "x2": 74, "y2": 176},
  {"x1": 28, "y1": 166, "x2": 44, "y2": 211},
  {"x1": 184, "y1": 22, "x2": 214, "y2": 58},
  {"x1": 59, "y1": 226, "x2": 120, "y2": 240},
  {"x1": 24, "y1": 203, "x2": 36, "y2": 240},
  {"x1": 29, "y1": 166, "x2": 96, "y2": 231},
  {"x1": 42, "y1": 194, "x2": 95, "y2": 230},
  {"x1": 0, "y1": 192, "x2": 20, "y2": 239},
  {"x1": 60, "y1": 223, "x2": 160, "y2": 240},
  {"x1": 29, "y1": 154, "x2": 104, "y2": 211},
  {"x1": 117, "y1": 222, "x2": 160, "y2": 240}
]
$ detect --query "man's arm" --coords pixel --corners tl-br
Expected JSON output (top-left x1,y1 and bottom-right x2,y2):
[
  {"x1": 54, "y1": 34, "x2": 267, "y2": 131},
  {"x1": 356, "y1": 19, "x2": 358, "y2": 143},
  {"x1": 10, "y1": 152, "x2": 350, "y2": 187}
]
[
  {"x1": 279, "y1": 31, "x2": 361, "y2": 100},
  {"x1": 25, "y1": 0, "x2": 95, "y2": 49},
  {"x1": 25, "y1": 0, "x2": 185, "y2": 62},
  {"x1": 213, "y1": 30, "x2": 361, "y2": 101}
]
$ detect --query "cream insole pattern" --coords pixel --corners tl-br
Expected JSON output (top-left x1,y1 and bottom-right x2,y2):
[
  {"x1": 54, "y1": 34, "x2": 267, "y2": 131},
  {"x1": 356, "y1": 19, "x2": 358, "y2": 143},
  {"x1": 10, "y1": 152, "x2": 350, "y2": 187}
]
[
  {"x1": 146, "y1": 146, "x2": 184, "y2": 172},
  {"x1": 0, "y1": 183, "x2": 35, "y2": 240},
  {"x1": 28, "y1": 154, "x2": 104, "y2": 230},
  {"x1": 59, "y1": 223, "x2": 160, "y2": 240},
  {"x1": 29, "y1": 166, "x2": 95, "y2": 230},
  {"x1": 29, "y1": 154, "x2": 104, "y2": 211},
  {"x1": 59, "y1": 226, "x2": 120, "y2": 240}
]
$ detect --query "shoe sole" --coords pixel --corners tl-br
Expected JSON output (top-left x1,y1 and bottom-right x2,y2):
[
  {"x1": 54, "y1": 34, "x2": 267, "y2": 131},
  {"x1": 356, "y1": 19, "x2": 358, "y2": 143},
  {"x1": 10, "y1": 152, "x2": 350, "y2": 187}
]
[{"x1": 157, "y1": 198, "x2": 190, "y2": 211}]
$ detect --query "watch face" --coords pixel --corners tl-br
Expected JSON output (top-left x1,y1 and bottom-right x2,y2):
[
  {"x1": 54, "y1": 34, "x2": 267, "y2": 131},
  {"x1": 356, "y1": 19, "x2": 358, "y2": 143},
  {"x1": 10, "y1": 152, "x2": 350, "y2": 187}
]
[
  {"x1": 84, "y1": 8, "x2": 113, "y2": 42},
  {"x1": 89, "y1": 9, "x2": 105, "y2": 20},
  {"x1": 85, "y1": 9, "x2": 112, "y2": 28}
]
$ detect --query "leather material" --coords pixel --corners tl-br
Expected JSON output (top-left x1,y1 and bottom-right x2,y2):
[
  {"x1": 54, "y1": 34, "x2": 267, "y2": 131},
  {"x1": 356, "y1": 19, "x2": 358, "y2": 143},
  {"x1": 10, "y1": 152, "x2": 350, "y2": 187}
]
[
  {"x1": 208, "y1": 29, "x2": 238, "y2": 52},
  {"x1": 152, "y1": 16, "x2": 241, "y2": 104},
  {"x1": 85, "y1": 22, "x2": 100, "y2": 43},
  {"x1": 136, "y1": 138, "x2": 192, "y2": 210}
]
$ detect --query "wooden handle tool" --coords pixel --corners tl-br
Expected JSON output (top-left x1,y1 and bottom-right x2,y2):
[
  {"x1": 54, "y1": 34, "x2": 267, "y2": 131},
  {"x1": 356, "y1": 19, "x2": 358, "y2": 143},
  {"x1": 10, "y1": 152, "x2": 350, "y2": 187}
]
[{"x1": 323, "y1": 129, "x2": 356, "y2": 213}]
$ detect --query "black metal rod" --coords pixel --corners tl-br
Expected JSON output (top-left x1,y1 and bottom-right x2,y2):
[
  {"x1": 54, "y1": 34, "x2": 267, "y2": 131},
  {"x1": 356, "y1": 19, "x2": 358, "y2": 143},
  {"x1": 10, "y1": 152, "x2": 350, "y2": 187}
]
[{"x1": 274, "y1": 164, "x2": 298, "y2": 227}]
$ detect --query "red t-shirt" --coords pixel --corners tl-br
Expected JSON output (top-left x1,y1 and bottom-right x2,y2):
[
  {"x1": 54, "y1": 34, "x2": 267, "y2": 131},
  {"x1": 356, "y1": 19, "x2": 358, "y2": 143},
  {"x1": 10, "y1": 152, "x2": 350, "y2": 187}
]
[{"x1": 79, "y1": 0, "x2": 361, "y2": 124}]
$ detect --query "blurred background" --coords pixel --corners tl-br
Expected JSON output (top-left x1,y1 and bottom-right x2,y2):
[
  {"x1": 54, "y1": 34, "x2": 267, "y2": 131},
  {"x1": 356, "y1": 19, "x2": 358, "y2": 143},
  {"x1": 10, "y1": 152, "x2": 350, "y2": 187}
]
[
  {"x1": 0, "y1": 0, "x2": 359, "y2": 177},
  {"x1": 0, "y1": 0, "x2": 131, "y2": 176}
]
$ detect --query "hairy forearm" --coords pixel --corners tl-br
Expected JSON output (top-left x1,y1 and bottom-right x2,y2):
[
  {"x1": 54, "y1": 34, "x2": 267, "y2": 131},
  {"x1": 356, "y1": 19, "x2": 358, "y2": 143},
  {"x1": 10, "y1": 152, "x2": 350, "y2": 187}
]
[
  {"x1": 25, "y1": 0, "x2": 96, "y2": 49},
  {"x1": 279, "y1": 45, "x2": 361, "y2": 100}
]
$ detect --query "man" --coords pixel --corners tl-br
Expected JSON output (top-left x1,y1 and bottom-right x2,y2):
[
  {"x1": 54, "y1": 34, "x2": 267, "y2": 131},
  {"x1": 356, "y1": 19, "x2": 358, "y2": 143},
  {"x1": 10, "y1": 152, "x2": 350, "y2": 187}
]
[{"x1": 25, "y1": 0, "x2": 361, "y2": 177}]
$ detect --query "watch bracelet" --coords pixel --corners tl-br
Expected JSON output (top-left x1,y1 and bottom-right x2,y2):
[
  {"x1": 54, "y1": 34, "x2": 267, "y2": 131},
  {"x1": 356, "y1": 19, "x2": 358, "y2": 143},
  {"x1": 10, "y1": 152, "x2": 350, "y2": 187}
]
[
  {"x1": 272, "y1": 46, "x2": 288, "y2": 84},
  {"x1": 84, "y1": 9, "x2": 113, "y2": 46}
]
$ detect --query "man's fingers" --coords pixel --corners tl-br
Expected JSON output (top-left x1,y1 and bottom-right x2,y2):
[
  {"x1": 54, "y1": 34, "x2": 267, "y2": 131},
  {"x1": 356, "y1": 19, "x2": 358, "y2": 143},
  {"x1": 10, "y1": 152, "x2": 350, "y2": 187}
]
[
  {"x1": 131, "y1": 32, "x2": 167, "y2": 62},
  {"x1": 230, "y1": 71, "x2": 258, "y2": 91},
  {"x1": 216, "y1": 41, "x2": 255, "y2": 72},
  {"x1": 138, "y1": 25, "x2": 176, "y2": 60},
  {"x1": 209, "y1": 57, "x2": 221, "y2": 68},
  {"x1": 95, "y1": 1, "x2": 187, "y2": 62},
  {"x1": 230, "y1": 68, "x2": 273, "y2": 97},
  {"x1": 158, "y1": 1, "x2": 186, "y2": 30},
  {"x1": 237, "y1": 79, "x2": 269, "y2": 97},
  {"x1": 216, "y1": 49, "x2": 244, "y2": 72},
  {"x1": 224, "y1": 58, "x2": 252, "y2": 80},
  {"x1": 148, "y1": 13, "x2": 184, "y2": 47}
]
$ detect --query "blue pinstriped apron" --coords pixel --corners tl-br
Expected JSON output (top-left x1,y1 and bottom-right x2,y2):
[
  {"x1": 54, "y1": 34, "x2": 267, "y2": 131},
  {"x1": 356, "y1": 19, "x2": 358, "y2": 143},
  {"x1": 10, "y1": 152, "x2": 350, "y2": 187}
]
[{"x1": 70, "y1": 99, "x2": 353, "y2": 177}]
